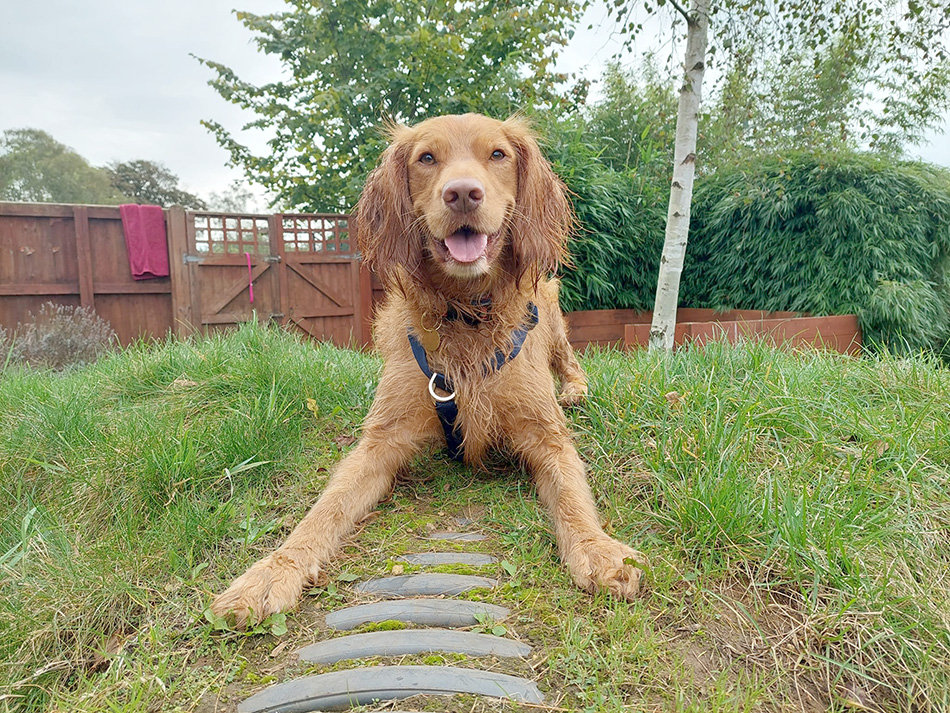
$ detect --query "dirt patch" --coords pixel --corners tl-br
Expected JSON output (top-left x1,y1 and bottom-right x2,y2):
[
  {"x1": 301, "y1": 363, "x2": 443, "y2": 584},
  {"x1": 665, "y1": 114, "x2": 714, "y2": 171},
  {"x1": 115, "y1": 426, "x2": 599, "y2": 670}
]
[{"x1": 654, "y1": 576, "x2": 900, "y2": 712}]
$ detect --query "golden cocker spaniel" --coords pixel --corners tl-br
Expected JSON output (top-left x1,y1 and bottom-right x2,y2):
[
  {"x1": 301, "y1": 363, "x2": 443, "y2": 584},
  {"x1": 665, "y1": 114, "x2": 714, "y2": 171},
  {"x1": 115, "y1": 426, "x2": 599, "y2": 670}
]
[{"x1": 212, "y1": 113, "x2": 645, "y2": 627}]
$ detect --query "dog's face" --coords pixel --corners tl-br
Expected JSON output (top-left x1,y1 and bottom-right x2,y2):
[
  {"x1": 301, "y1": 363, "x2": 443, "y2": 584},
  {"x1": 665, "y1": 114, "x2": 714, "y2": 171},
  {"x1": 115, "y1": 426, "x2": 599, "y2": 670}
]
[
  {"x1": 357, "y1": 113, "x2": 570, "y2": 291},
  {"x1": 406, "y1": 114, "x2": 518, "y2": 280}
]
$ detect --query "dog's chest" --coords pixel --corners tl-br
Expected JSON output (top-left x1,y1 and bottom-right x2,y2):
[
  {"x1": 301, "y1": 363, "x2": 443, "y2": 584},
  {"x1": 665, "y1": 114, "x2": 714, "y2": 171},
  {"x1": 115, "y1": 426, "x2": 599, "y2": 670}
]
[{"x1": 406, "y1": 308, "x2": 541, "y2": 462}]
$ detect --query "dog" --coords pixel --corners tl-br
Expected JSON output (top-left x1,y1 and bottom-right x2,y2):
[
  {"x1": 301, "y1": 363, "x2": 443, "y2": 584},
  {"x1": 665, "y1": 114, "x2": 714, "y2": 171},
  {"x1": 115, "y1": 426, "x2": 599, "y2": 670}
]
[{"x1": 211, "y1": 113, "x2": 645, "y2": 628}]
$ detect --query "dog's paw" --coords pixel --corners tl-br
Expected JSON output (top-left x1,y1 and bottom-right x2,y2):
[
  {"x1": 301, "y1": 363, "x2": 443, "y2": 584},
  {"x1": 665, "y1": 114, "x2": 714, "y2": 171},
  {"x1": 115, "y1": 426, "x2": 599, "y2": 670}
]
[
  {"x1": 557, "y1": 380, "x2": 588, "y2": 409},
  {"x1": 567, "y1": 536, "x2": 647, "y2": 600},
  {"x1": 210, "y1": 551, "x2": 311, "y2": 629}
]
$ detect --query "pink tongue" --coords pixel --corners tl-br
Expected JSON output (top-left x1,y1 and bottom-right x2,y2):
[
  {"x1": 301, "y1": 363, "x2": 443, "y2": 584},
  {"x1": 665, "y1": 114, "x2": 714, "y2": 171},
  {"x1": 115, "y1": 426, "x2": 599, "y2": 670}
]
[{"x1": 444, "y1": 231, "x2": 488, "y2": 263}]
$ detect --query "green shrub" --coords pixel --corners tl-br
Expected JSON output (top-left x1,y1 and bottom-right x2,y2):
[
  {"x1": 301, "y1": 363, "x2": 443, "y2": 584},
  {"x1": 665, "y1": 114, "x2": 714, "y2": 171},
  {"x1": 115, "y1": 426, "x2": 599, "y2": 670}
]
[
  {"x1": 541, "y1": 62, "x2": 950, "y2": 356},
  {"x1": 539, "y1": 117, "x2": 667, "y2": 312},
  {"x1": 863, "y1": 279, "x2": 950, "y2": 354},
  {"x1": 536, "y1": 67, "x2": 673, "y2": 313},
  {"x1": 685, "y1": 152, "x2": 950, "y2": 353}
]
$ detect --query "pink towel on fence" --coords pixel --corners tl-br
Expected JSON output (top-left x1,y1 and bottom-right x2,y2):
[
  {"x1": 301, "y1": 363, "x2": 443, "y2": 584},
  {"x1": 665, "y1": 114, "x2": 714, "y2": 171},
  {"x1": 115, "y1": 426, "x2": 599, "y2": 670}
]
[{"x1": 120, "y1": 204, "x2": 170, "y2": 280}]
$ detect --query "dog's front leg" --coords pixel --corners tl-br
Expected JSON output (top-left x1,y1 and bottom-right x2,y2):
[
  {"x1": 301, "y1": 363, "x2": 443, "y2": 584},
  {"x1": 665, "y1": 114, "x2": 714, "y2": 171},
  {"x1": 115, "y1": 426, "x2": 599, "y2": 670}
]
[
  {"x1": 212, "y1": 378, "x2": 434, "y2": 628},
  {"x1": 512, "y1": 410, "x2": 646, "y2": 600},
  {"x1": 548, "y1": 311, "x2": 588, "y2": 408}
]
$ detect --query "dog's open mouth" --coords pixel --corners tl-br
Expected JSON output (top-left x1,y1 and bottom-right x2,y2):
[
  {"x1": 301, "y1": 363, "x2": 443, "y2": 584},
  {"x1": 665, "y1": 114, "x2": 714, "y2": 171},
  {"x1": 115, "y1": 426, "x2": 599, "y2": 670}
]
[{"x1": 442, "y1": 226, "x2": 489, "y2": 264}]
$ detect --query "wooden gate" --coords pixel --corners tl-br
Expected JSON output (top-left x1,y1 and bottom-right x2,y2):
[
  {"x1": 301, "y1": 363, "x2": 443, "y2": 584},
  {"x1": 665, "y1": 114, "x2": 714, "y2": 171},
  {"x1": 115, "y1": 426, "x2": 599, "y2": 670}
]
[
  {"x1": 168, "y1": 208, "x2": 370, "y2": 347},
  {"x1": 276, "y1": 214, "x2": 366, "y2": 345}
]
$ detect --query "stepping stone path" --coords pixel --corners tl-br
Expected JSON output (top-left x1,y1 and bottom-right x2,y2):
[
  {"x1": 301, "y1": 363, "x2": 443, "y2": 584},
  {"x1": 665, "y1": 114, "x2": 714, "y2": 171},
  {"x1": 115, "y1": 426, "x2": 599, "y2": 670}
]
[
  {"x1": 353, "y1": 573, "x2": 498, "y2": 598},
  {"x1": 238, "y1": 526, "x2": 542, "y2": 713},
  {"x1": 324, "y1": 599, "x2": 511, "y2": 631}
]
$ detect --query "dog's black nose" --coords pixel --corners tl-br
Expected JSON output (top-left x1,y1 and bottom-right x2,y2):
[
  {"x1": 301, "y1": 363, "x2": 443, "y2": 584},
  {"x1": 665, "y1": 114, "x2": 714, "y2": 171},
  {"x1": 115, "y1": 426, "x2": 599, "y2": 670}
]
[{"x1": 442, "y1": 178, "x2": 485, "y2": 214}]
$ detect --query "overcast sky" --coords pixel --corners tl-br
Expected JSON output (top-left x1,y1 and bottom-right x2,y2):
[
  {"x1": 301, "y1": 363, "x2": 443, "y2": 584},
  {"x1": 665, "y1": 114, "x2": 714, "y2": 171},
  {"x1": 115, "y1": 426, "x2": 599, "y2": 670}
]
[{"x1": 1, "y1": 0, "x2": 947, "y2": 206}]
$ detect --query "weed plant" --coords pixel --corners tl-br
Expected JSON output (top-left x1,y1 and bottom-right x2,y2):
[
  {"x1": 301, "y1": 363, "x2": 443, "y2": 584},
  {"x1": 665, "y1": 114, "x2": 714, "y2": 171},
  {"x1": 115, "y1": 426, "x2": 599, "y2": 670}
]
[
  {"x1": 1, "y1": 322, "x2": 949, "y2": 711},
  {"x1": 5, "y1": 302, "x2": 116, "y2": 370}
]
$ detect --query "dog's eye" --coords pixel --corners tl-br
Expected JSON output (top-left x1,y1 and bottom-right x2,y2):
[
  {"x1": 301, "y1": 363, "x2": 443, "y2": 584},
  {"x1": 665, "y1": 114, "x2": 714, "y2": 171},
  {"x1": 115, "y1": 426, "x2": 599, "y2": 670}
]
[
  {"x1": 490, "y1": 149, "x2": 506, "y2": 161},
  {"x1": 419, "y1": 152, "x2": 436, "y2": 165}
]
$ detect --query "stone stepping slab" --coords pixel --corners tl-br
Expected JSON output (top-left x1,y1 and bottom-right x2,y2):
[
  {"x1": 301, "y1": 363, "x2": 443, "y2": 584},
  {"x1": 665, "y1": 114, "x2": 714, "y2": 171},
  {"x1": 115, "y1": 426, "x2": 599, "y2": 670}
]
[
  {"x1": 397, "y1": 552, "x2": 496, "y2": 566},
  {"x1": 296, "y1": 628, "x2": 532, "y2": 664},
  {"x1": 427, "y1": 531, "x2": 487, "y2": 541},
  {"x1": 237, "y1": 665, "x2": 543, "y2": 712},
  {"x1": 354, "y1": 573, "x2": 496, "y2": 598},
  {"x1": 325, "y1": 599, "x2": 510, "y2": 631}
]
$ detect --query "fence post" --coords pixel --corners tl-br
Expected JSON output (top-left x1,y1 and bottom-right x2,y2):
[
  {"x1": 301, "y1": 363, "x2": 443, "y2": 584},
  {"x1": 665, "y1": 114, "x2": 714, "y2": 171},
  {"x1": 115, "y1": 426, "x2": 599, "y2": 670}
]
[
  {"x1": 349, "y1": 213, "x2": 374, "y2": 348},
  {"x1": 268, "y1": 213, "x2": 289, "y2": 327},
  {"x1": 166, "y1": 205, "x2": 195, "y2": 338},
  {"x1": 72, "y1": 205, "x2": 95, "y2": 309}
]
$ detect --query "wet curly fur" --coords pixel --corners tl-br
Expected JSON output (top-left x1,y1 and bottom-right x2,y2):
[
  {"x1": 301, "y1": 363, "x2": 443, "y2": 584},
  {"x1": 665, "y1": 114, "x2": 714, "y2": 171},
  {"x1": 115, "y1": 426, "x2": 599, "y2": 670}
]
[{"x1": 212, "y1": 114, "x2": 646, "y2": 628}]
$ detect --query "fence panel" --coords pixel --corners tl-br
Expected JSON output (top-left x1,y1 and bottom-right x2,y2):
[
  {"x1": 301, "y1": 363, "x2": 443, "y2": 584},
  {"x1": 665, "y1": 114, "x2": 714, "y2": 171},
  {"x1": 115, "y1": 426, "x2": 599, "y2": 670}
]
[
  {"x1": 0, "y1": 203, "x2": 175, "y2": 345},
  {"x1": 0, "y1": 202, "x2": 370, "y2": 348},
  {"x1": 1, "y1": 202, "x2": 861, "y2": 355}
]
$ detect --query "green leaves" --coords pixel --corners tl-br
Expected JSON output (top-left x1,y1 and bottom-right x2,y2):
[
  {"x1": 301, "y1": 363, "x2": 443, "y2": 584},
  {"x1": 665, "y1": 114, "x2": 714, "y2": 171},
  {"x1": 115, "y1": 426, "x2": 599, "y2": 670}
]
[
  {"x1": 541, "y1": 111, "x2": 668, "y2": 313},
  {"x1": 199, "y1": 0, "x2": 584, "y2": 212},
  {"x1": 688, "y1": 152, "x2": 950, "y2": 354}
]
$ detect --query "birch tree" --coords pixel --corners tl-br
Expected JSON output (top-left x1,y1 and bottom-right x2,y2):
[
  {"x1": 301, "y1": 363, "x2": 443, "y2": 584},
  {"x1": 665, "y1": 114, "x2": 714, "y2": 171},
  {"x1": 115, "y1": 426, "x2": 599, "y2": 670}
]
[
  {"x1": 649, "y1": 0, "x2": 709, "y2": 350},
  {"x1": 612, "y1": 0, "x2": 950, "y2": 351}
]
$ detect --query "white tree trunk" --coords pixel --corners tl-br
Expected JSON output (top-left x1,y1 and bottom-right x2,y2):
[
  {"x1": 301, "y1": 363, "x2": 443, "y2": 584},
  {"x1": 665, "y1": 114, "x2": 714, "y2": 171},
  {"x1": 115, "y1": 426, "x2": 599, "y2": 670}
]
[{"x1": 648, "y1": 0, "x2": 710, "y2": 351}]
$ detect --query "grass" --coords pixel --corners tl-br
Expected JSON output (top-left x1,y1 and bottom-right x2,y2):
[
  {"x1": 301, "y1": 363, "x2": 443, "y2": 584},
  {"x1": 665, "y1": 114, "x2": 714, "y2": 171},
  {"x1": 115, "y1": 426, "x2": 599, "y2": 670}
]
[{"x1": 1, "y1": 321, "x2": 950, "y2": 711}]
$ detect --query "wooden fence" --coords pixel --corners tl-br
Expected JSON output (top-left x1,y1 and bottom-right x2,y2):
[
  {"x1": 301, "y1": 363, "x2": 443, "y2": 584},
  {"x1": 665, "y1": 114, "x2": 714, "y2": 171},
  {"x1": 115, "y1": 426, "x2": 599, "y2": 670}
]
[
  {"x1": 567, "y1": 308, "x2": 861, "y2": 354},
  {"x1": 1, "y1": 201, "x2": 861, "y2": 354},
  {"x1": 0, "y1": 202, "x2": 372, "y2": 347}
]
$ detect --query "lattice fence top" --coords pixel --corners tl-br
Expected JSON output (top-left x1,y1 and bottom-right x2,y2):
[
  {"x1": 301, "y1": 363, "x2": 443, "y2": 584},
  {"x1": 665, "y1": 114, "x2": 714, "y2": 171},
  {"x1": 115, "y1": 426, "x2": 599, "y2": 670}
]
[
  {"x1": 191, "y1": 213, "x2": 353, "y2": 257},
  {"x1": 194, "y1": 215, "x2": 270, "y2": 255},
  {"x1": 282, "y1": 214, "x2": 353, "y2": 255}
]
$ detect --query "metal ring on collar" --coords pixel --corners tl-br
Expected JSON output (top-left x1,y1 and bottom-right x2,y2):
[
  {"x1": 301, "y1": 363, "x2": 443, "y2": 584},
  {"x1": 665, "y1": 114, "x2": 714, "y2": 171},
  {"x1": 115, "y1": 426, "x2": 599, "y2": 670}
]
[{"x1": 428, "y1": 373, "x2": 456, "y2": 402}]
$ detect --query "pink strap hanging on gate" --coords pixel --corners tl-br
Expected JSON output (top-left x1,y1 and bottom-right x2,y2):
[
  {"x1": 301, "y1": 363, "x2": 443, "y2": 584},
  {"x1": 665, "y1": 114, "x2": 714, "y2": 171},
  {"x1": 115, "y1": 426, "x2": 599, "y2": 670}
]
[{"x1": 245, "y1": 252, "x2": 254, "y2": 303}]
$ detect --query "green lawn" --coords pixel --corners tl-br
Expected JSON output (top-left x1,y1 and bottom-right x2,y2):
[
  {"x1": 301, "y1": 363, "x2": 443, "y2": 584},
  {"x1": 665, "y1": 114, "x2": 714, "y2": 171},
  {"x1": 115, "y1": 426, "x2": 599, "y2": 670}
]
[{"x1": 2, "y1": 322, "x2": 949, "y2": 712}]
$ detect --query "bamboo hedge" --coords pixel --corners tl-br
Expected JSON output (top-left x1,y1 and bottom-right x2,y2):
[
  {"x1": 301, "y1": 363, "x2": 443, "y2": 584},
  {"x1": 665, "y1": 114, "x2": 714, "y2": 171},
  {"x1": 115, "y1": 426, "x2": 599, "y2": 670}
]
[
  {"x1": 686, "y1": 153, "x2": 950, "y2": 353},
  {"x1": 558, "y1": 149, "x2": 950, "y2": 355}
]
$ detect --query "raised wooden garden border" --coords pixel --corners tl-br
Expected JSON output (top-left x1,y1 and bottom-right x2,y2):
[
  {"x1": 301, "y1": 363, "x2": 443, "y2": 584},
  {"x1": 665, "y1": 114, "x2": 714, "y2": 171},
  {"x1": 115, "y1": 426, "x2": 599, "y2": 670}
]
[{"x1": 566, "y1": 308, "x2": 861, "y2": 355}]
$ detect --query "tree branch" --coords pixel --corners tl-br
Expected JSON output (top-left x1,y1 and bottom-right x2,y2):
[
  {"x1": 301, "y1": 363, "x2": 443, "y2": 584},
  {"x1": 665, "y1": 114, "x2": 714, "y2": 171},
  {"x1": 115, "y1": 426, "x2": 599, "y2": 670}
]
[{"x1": 667, "y1": 0, "x2": 692, "y2": 24}]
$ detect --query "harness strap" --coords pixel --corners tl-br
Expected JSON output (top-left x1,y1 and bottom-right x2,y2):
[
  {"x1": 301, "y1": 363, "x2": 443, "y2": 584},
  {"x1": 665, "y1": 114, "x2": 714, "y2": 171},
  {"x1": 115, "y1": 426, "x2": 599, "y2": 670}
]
[
  {"x1": 408, "y1": 331, "x2": 464, "y2": 460},
  {"x1": 408, "y1": 302, "x2": 539, "y2": 461}
]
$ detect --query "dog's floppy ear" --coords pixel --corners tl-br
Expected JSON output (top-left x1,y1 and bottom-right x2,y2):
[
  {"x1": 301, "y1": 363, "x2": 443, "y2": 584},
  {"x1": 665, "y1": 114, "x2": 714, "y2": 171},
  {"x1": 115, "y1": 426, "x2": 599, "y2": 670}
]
[
  {"x1": 355, "y1": 126, "x2": 422, "y2": 289},
  {"x1": 503, "y1": 118, "x2": 572, "y2": 281}
]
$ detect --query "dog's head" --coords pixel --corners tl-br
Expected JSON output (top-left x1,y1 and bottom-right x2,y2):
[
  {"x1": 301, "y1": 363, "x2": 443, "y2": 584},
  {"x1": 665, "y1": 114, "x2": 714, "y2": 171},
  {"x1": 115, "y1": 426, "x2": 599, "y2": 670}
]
[{"x1": 356, "y1": 113, "x2": 571, "y2": 292}]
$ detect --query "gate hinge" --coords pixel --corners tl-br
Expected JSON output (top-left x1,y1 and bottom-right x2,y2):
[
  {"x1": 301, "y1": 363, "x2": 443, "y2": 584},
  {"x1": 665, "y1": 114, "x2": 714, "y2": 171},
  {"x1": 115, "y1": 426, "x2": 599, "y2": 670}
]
[{"x1": 183, "y1": 254, "x2": 203, "y2": 264}]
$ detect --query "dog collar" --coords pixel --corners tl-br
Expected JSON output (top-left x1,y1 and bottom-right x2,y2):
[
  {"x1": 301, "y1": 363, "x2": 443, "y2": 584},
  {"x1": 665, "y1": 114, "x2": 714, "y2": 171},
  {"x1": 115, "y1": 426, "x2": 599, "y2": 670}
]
[
  {"x1": 444, "y1": 296, "x2": 493, "y2": 325},
  {"x1": 407, "y1": 302, "x2": 539, "y2": 461}
]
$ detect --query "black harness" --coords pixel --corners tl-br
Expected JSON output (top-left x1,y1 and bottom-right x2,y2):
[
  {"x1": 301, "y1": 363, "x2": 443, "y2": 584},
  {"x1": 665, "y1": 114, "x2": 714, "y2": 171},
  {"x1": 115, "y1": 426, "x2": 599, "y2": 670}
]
[{"x1": 407, "y1": 302, "x2": 539, "y2": 461}]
